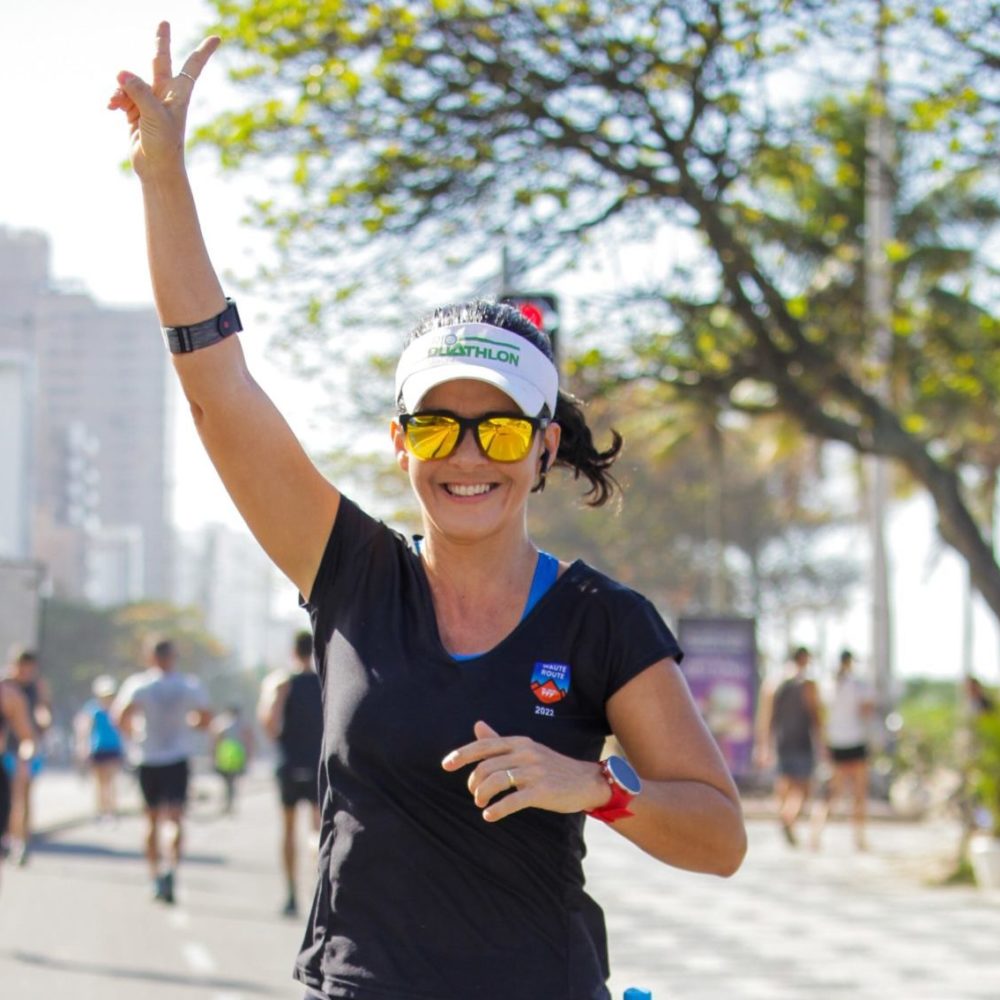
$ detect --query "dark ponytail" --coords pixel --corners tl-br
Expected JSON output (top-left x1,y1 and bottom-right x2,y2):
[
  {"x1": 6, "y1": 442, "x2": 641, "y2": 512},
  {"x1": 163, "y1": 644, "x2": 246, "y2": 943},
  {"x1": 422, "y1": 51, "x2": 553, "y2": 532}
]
[
  {"x1": 405, "y1": 299, "x2": 622, "y2": 507},
  {"x1": 547, "y1": 389, "x2": 622, "y2": 507}
]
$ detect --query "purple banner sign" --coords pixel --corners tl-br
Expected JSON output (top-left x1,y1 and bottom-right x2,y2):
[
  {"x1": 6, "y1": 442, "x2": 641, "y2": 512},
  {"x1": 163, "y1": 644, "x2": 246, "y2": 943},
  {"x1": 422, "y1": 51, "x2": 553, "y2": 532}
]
[{"x1": 678, "y1": 617, "x2": 757, "y2": 777}]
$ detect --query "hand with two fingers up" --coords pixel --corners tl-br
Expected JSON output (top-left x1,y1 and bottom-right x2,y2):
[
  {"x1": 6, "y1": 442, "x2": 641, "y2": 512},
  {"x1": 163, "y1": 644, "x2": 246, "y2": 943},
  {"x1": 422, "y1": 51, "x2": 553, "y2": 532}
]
[
  {"x1": 107, "y1": 21, "x2": 220, "y2": 179},
  {"x1": 442, "y1": 720, "x2": 612, "y2": 823}
]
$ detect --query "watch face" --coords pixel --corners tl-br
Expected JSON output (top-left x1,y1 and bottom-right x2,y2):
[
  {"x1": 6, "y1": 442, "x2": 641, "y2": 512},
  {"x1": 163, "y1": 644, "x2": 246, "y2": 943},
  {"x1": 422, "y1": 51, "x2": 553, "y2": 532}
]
[{"x1": 606, "y1": 755, "x2": 642, "y2": 795}]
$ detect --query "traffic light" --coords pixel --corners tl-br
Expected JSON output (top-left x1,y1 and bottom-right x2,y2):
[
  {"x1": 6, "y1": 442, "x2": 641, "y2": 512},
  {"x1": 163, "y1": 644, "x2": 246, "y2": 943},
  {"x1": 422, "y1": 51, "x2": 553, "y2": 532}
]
[{"x1": 500, "y1": 292, "x2": 561, "y2": 359}]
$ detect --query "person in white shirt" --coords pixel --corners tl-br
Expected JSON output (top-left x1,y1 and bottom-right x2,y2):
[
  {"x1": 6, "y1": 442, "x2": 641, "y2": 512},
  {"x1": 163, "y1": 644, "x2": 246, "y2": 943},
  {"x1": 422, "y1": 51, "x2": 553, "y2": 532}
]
[
  {"x1": 114, "y1": 638, "x2": 213, "y2": 903},
  {"x1": 811, "y1": 650, "x2": 875, "y2": 850}
]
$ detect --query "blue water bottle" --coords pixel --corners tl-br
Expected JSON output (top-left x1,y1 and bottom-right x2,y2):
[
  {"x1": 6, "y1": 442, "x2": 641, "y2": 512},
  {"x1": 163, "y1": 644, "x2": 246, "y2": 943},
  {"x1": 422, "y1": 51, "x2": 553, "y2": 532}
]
[{"x1": 624, "y1": 990, "x2": 652, "y2": 1000}]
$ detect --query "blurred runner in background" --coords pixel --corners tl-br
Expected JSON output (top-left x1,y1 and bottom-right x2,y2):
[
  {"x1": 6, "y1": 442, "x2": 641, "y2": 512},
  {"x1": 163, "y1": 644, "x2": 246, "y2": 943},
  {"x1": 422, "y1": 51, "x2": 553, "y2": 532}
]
[
  {"x1": 811, "y1": 650, "x2": 875, "y2": 851},
  {"x1": 211, "y1": 704, "x2": 254, "y2": 816},
  {"x1": 3, "y1": 647, "x2": 52, "y2": 865},
  {"x1": 756, "y1": 647, "x2": 823, "y2": 846},
  {"x1": 258, "y1": 630, "x2": 323, "y2": 918},
  {"x1": 75, "y1": 675, "x2": 125, "y2": 822},
  {"x1": 114, "y1": 638, "x2": 213, "y2": 904},
  {"x1": 0, "y1": 677, "x2": 35, "y2": 892}
]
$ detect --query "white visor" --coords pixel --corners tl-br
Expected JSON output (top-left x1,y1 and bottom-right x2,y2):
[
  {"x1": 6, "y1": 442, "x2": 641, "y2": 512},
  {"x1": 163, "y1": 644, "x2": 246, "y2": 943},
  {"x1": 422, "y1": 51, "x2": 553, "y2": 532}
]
[{"x1": 395, "y1": 323, "x2": 559, "y2": 417}]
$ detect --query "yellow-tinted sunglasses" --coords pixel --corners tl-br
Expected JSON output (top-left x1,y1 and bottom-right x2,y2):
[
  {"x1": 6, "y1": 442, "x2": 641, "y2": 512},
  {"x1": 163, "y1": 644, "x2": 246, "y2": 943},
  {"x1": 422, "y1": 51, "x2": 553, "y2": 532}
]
[{"x1": 400, "y1": 410, "x2": 548, "y2": 463}]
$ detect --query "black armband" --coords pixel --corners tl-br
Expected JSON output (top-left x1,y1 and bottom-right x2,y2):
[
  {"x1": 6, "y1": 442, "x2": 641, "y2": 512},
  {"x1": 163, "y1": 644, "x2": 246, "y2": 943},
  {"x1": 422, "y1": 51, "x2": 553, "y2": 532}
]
[{"x1": 162, "y1": 298, "x2": 243, "y2": 354}]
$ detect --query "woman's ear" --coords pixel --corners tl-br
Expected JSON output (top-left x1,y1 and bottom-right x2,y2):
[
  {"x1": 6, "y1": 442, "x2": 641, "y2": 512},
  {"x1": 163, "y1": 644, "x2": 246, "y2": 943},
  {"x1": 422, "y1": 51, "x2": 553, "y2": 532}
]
[
  {"x1": 532, "y1": 422, "x2": 561, "y2": 494},
  {"x1": 391, "y1": 420, "x2": 409, "y2": 471},
  {"x1": 542, "y1": 420, "x2": 561, "y2": 464}
]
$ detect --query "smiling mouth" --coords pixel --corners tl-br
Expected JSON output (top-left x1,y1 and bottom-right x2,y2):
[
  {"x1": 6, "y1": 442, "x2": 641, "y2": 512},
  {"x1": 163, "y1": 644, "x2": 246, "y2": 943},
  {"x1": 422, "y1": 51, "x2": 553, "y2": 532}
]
[{"x1": 443, "y1": 483, "x2": 498, "y2": 497}]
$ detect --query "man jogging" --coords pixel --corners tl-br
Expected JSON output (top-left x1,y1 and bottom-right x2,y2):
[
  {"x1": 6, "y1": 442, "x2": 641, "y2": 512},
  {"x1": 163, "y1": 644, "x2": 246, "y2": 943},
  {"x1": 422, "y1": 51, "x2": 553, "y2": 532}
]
[
  {"x1": 114, "y1": 638, "x2": 212, "y2": 904},
  {"x1": 0, "y1": 678, "x2": 35, "y2": 892},
  {"x1": 258, "y1": 630, "x2": 323, "y2": 917},
  {"x1": 3, "y1": 647, "x2": 52, "y2": 865}
]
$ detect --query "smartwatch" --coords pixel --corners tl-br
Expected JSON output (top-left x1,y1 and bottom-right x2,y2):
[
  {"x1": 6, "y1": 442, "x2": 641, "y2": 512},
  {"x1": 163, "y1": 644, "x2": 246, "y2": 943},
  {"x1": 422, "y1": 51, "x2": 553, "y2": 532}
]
[{"x1": 586, "y1": 755, "x2": 642, "y2": 823}]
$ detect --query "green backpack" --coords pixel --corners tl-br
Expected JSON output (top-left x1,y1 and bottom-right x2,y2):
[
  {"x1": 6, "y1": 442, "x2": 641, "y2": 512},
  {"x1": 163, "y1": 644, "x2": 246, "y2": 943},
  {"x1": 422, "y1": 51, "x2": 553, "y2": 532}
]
[{"x1": 215, "y1": 735, "x2": 247, "y2": 775}]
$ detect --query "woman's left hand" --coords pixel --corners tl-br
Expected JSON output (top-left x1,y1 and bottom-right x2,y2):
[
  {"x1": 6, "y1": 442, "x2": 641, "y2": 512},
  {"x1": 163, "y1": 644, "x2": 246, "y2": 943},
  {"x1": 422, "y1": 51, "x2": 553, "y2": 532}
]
[
  {"x1": 107, "y1": 21, "x2": 220, "y2": 180},
  {"x1": 441, "y1": 720, "x2": 609, "y2": 822}
]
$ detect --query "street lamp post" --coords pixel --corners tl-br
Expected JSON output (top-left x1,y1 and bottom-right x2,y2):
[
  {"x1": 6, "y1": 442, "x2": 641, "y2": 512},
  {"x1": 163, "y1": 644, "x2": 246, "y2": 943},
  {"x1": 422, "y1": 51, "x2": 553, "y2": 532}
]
[{"x1": 864, "y1": 0, "x2": 896, "y2": 726}]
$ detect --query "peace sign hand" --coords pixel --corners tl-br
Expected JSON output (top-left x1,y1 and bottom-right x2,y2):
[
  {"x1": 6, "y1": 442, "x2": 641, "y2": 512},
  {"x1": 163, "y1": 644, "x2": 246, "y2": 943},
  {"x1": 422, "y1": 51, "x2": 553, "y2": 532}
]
[{"x1": 107, "y1": 21, "x2": 220, "y2": 180}]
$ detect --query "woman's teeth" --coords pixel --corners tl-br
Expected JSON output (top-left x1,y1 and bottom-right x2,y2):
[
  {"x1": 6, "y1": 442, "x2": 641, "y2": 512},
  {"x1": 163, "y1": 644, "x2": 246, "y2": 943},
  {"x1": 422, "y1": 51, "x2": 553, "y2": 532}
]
[{"x1": 446, "y1": 483, "x2": 494, "y2": 497}]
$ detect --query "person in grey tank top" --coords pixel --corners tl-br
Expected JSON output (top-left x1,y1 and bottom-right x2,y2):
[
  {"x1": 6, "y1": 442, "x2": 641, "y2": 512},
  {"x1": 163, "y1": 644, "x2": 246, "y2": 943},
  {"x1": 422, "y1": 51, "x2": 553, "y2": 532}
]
[{"x1": 755, "y1": 647, "x2": 822, "y2": 846}]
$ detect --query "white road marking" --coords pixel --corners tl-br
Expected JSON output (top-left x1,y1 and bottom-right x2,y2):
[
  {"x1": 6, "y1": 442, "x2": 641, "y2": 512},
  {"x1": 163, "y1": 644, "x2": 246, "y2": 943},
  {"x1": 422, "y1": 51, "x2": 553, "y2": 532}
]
[{"x1": 182, "y1": 940, "x2": 217, "y2": 974}]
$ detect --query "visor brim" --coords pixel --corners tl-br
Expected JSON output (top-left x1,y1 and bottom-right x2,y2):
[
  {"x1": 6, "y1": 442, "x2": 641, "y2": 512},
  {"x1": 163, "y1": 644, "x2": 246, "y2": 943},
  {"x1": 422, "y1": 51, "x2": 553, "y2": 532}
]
[{"x1": 399, "y1": 365, "x2": 547, "y2": 417}]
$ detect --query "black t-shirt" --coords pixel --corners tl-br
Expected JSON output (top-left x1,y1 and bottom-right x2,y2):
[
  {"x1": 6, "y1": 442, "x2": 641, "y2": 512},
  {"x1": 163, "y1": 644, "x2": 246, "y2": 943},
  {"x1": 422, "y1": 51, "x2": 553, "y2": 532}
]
[{"x1": 296, "y1": 497, "x2": 682, "y2": 1000}]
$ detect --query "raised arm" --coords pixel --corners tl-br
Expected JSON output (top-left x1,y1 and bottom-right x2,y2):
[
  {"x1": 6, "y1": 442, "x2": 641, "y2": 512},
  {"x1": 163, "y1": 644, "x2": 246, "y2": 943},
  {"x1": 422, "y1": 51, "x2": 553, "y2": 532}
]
[{"x1": 108, "y1": 22, "x2": 339, "y2": 598}]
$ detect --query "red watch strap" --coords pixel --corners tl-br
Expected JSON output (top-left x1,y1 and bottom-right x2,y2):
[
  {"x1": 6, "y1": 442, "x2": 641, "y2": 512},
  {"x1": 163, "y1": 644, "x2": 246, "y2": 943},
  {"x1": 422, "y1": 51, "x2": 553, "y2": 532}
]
[
  {"x1": 586, "y1": 784, "x2": 635, "y2": 822},
  {"x1": 585, "y1": 760, "x2": 636, "y2": 823}
]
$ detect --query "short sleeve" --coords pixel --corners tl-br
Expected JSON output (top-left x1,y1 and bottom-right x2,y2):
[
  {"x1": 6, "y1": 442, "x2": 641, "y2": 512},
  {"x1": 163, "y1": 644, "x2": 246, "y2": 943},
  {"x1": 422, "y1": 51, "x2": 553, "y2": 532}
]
[
  {"x1": 301, "y1": 496, "x2": 412, "y2": 654},
  {"x1": 603, "y1": 594, "x2": 683, "y2": 703},
  {"x1": 302, "y1": 495, "x2": 394, "y2": 613},
  {"x1": 188, "y1": 677, "x2": 211, "y2": 711},
  {"x1": 112, "y1": 673, "x2": 143, "y2": 714}
]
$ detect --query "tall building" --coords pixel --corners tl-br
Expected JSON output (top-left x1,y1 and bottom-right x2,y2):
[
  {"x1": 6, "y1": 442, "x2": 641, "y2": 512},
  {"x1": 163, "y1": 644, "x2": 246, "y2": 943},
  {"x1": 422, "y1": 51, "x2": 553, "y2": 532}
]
[
  {"x1": 0, "y1": 226, "x2": 171, "y2": 603},
  {"x1": 0, "y1": 351, "x2": 33, "y2": 558},
  {"x1": 0, "y1": 349, "x2": 43, "y2": 658}
]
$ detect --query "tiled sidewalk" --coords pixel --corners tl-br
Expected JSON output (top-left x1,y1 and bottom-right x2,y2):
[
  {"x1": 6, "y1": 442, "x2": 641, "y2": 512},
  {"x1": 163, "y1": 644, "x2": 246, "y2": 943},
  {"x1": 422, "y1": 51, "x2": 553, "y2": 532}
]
[{"x1": 586, "y1": 814, "x2": 1000, "y2": 999}]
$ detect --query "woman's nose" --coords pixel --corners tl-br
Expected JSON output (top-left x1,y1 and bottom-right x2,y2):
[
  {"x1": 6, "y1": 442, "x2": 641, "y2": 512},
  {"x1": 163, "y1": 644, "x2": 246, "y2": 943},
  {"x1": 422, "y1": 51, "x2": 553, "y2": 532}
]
[{"x1": 450, "y1": 423, "x2": 485, "y2": 462}]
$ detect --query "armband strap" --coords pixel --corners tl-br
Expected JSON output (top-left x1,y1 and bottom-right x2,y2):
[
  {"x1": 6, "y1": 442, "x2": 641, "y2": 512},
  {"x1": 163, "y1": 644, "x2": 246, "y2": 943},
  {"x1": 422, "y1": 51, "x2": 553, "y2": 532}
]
[{"x1": 162, "y1": 298, "x2": 242, "y2": 354}]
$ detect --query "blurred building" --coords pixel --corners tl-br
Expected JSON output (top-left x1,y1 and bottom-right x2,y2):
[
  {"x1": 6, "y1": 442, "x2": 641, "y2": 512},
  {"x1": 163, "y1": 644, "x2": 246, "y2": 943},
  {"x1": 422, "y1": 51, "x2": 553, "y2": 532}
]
[
  {"x1": 0, "y1": 350, "x2": 34, "y2": 558},
  {"x1": 0, "y1": 226, "x2": 171, "y2": 604},
  {"x1": 174, "y1": 522, "x2": 305, "y2": 671}
]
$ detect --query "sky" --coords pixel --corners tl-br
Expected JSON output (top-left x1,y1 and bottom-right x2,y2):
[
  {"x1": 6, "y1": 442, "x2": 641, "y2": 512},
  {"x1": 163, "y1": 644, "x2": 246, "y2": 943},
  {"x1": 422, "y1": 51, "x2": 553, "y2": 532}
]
[
  {"x1": 2, "y1": 0, "x2": 998, "y2": 684},
  {"x1": 1, "y1": 0, "x2": 325, "y2": 527}
]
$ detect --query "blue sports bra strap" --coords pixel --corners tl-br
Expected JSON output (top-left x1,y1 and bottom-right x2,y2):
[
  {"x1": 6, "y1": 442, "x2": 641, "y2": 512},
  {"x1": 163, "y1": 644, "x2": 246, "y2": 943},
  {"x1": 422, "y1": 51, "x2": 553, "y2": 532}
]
[
  {"x1": 523, "y1": 550, "x2": 559, "y2": 620},
  {"x1": 436, "y1": 548, "x2": 560, "y2": 662}
]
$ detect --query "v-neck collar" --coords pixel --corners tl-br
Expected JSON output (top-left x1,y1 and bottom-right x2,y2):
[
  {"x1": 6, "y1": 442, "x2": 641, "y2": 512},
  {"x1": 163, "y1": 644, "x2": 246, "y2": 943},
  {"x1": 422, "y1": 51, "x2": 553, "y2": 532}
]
[{"x1": 409, "y1": 544, "x2": 583, "y2": 663}]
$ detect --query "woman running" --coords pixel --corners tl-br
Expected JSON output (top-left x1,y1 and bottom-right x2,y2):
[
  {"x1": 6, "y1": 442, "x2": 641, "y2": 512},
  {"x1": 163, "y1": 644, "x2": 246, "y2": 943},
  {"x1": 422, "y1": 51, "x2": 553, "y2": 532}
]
[{"x1": 109, "y1": 23, "x2": 746, "y2": 999}]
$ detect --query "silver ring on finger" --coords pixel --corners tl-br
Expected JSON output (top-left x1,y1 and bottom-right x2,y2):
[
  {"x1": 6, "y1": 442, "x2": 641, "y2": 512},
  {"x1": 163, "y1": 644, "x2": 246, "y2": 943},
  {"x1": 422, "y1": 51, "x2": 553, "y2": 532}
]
[
  {"x1": 178, "y1": 71, "x2": 196, "y2": 82},
  {"x1": 505, "y1": 768, "x2": 517, "y2": 790}
]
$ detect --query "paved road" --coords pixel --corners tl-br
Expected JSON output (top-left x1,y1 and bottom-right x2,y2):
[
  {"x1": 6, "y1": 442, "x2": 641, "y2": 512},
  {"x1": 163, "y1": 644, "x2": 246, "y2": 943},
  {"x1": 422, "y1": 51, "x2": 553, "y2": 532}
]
[
  {"x1": 1, "y1": 768, "x2": 304, "y2": 1000},
  {"x1": 1, "y1": 767, "x2": 999, "y2": 999}
]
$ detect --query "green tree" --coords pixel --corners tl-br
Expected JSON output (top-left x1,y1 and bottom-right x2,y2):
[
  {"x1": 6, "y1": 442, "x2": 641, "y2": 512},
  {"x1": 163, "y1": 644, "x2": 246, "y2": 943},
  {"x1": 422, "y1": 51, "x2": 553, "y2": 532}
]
[
  {"x1": 37, "y1": 599, "x2": 118, "y2": 725},
  {"x1": 39, "y1": 599, "x2": 234, "y2": 725},
  {"x1": 193, "y1": 1, "x2": 1000, "y2": 621}
]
